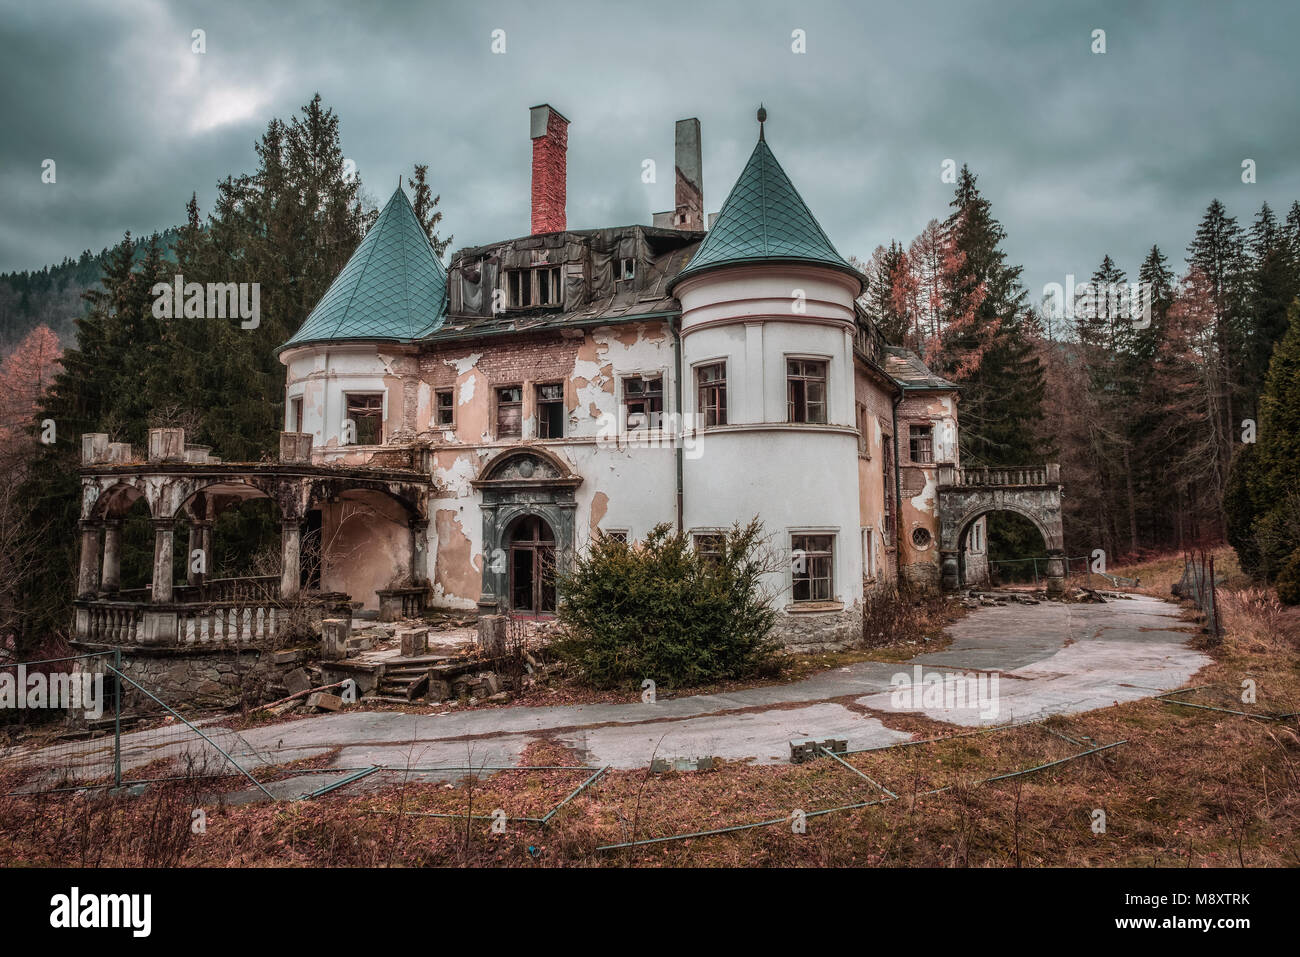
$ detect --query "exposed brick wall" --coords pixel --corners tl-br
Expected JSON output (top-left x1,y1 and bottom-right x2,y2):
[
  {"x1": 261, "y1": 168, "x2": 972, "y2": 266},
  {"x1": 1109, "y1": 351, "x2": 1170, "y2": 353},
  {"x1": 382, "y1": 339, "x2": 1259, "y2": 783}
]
[
  {"x1": 531, "y1": 108, "x2": 568, "y2": 234},
  {"x1": 420, "y1": 332, "x2": 580, "y2": 388}
]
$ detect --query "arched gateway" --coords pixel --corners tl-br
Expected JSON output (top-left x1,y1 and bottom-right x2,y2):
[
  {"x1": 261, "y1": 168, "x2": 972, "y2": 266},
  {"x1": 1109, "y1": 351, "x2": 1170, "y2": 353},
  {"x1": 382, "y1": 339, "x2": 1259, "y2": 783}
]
[{"x1": 937, "y1": 464, "x2": 1066, "y2": 594}]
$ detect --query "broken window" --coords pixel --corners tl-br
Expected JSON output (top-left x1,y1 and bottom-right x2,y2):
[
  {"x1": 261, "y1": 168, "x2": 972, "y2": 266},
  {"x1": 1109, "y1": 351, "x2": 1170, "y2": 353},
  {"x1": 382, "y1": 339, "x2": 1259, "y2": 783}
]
[
  {"x1": 696, "y1": 362, "x2": 727, "y2": 427},
  {"x1": 787, "y1": 359, "x2": 827, "y2": 424},
  {"x1": 507, "y1": 270, "x2": 532, "y2": 308},
  {"x1": 791, "y1": 534, "x2": 834, "y2": 602},
  {"x1": 616, "y1": 257, "x2": 635, "y2": 282},
  {"x1": 694, "y1": 532, "x2": 725, "y2": 565},
  {"x1": 536, "y1": 266, "x2": 562, "y2": 306},
  {"x1": 909, "y1": 424, "x2": 934, "y2": 464},
  {"x1": 537, "y1": 382, "x2": 565, "y2": 438},
  {"x1": 435, "y1": 389, "x2": 454, "y2": 428},
  {"x1": 496, "y1": 386, "x2": 523, "y2": 439},
  {"x1": 508, "y1": 266, "x2": 563, "y2": 308},
  {"x1": 623, "y1": 375, "x2": 663, "y2": 430},
  {"x1": 344, "y1": 393, "x2": 383, "y2": 445},
  {"x1": 289, "y1": 396, "x2": 303, "y2": 433}
]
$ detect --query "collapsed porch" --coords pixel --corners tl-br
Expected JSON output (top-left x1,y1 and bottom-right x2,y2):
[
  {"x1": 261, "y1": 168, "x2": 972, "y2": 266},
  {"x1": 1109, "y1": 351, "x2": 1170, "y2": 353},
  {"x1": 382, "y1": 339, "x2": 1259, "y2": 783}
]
[{"x1": 73, "y1": 428, "x2": 439, "y2": 648}]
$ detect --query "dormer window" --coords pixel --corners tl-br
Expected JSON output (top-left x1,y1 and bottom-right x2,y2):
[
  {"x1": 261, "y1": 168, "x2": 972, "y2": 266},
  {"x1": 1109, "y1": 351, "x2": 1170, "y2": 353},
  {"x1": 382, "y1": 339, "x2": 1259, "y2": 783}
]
[
  {"x1": 506, "y1": 266, "x2": 562, "y2": 309},
  {"x1": 616, "y1": 258, "x2": 635, "y2": 282}
]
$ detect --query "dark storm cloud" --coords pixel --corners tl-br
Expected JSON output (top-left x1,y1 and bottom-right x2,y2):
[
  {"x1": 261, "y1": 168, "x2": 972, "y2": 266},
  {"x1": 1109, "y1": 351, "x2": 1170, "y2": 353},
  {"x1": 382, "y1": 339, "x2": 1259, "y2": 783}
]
[{"x1": 3, "y1": 0, "x2": 1298, "y2": 304}]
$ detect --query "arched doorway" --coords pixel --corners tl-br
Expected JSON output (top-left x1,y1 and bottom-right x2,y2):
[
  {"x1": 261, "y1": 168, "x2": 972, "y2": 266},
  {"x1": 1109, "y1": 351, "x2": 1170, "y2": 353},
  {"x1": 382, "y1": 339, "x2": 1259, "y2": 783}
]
[
  {"x1": 508, "y1": 514, "x2": 557, "y2": 614},
  {"x1": 938, "y1": 470, "x2": 1066, "y2": 594}
]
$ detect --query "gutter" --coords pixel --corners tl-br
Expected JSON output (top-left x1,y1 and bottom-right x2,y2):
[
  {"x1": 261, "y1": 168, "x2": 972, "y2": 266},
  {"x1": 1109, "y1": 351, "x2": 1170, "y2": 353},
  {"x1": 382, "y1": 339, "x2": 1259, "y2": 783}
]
[
  {"x1": 672, "y1": 315, "x2": 684, "y2": 532},
  {"x1": 891, "y1": 389, "x2": 903, "y2": 555}
]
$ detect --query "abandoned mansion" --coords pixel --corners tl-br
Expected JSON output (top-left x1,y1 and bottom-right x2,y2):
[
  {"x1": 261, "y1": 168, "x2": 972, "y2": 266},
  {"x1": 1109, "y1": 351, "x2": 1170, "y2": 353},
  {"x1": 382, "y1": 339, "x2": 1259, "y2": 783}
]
[{"x1": 73, "y1": 105, "x2": 1065, "y2": 666}]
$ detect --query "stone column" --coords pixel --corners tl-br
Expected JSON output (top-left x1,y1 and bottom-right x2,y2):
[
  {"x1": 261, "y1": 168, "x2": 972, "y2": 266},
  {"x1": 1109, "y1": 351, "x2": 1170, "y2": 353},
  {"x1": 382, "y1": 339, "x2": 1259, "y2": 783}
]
[
  {"x1": 409, "y1": 517, "x2": 429, "y2": 583},
  {"x1": 100, "y1": 520, "x2": 122, "y2": 593},
  {"x1": 200, "y1": 523, "x2": 213, "y2": 580},
  {"x1": 1045, "y1": 548, "x2": 1066, "y2": 597},
  {"x1": 940, "y1": 549, "x2": 960, "y2": 591},
  {"x1": 281, "y1": 519, "x2": 301, "y2": 599},
  {"x1": 185, "y1": 521, "x2": 213, "y2": 586},
  {"x1": 186, "y1": 524, "x2": 202, "y2": 586},
  {"x1": 151, "y1": 518, "x2": 175, "y2": 603},
  {"x1": 77, "y1": 521, "x2": 102, "y2": 597}
]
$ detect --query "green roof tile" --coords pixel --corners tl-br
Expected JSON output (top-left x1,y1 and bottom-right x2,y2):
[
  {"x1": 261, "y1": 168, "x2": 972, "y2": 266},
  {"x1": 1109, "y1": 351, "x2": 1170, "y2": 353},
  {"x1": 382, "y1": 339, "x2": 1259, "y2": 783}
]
[
  {"x1": 671, "y1": 134, "x2": 858, "y2": 289},
  {"x1": 282, "y1": 186, "x2": 446, "y2": 350}
]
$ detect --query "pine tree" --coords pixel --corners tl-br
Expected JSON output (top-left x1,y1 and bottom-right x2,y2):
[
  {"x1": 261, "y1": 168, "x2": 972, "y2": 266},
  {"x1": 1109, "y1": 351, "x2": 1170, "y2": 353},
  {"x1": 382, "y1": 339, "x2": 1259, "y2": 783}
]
[
  {"x1": 408, "y1": 164, "x2": 453, "y2": 257},
  {"x1": 935, "y1": 165, "x2": 1046, "y2": 467},
  {"x1": 1186, "y1": 199, "x2": 1249, "y2": 469},
  {"x1": 1247, "y1": 299, "x2": 1300, "y2": 578},
  {"x1": 1242, "y1": 202, "x2": 1300, "y2": 418}
]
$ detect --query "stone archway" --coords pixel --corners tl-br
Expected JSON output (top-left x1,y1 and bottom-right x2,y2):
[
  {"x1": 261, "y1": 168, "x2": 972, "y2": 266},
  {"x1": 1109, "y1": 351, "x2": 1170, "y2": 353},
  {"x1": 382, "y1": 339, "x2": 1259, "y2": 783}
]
[
  {"x1": 937, "y1": 466, "x2": 1065, "y2": 594},
  {"x1": 471, "y1": 447, "x2": 581, "y2": 615}
]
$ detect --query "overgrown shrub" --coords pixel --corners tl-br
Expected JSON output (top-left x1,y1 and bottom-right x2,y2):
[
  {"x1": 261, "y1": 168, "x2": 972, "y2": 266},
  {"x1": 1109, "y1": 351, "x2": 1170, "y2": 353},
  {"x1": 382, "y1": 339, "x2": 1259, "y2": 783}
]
[
  {"x1": 1275, "y1": 548, "x2": 1300, "y2": 605},
  {"x1": 552, "y1": 520, "x2": 779, "y2": 690}
]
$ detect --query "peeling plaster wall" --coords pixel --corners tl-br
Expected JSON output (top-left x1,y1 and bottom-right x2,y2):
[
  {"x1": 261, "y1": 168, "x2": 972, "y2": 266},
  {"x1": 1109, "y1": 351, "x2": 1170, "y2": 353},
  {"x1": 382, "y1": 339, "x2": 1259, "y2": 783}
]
[
  {"x1": 282, "y1": 344, "x2": 422, "y2": 455},
  {"x1": 854, "y1": 365, "x2": 897, "y2": 589},
  {"x1": 319, "y1": 490, "x2": 411, "y2": 611},
  {"x1": 897, "y1": 390, "x2": 958, "y2": 589},
  {"x1": 415, "y1": 322, "x2": 678, "y2": 608}
]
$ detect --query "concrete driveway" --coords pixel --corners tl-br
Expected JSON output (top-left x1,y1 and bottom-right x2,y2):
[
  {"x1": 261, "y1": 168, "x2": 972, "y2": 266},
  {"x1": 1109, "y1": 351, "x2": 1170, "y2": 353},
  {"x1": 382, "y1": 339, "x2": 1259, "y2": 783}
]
[{"x1": 9, "y1": 594, "x2": 1209, "y2": 796}]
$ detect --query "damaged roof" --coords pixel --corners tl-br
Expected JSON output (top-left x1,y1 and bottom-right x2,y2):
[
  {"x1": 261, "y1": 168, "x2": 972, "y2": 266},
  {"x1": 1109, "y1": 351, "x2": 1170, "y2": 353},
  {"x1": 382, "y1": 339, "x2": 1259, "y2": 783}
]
[
  {"x1": 282, "y1": 186, "x2": 447, "y2": 351},
  {"x1": 670, "y1": 134, "x2": 860, "y2": 290},
  {"x1": 884, "y1": 346, "x2": 959, "y2": 391},
  {"x1": 429, "y1": 225, "x2": 700, "y2": 342}
]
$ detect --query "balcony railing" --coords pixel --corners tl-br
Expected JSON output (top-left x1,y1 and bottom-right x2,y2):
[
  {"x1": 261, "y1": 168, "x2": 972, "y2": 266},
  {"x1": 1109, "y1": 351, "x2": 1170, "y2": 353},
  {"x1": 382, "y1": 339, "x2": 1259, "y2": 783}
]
[
  {"x1": 938, "y1": 464, "x2": 1061, "y2": 487},
  {"x1": 74, "y1": 583, "x2": 351, "y2": 648}
]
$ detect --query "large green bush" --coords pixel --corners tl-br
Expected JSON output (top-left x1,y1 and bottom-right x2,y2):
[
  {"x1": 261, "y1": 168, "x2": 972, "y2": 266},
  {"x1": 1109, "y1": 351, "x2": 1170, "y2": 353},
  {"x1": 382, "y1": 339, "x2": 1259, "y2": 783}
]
[
  {"x1": 1275, "y1": 548, "x2": 1300, "y2": 605},
  {"x1": 552, "y1": 520, "x2": 779, "y2": 690}
]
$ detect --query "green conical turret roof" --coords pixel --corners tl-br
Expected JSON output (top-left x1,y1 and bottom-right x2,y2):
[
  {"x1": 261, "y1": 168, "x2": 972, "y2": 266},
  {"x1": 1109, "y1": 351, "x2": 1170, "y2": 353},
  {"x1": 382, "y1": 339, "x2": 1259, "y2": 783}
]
[
  {"x1": 670, "y1": 131, "x2": 859, "y2": 290},
  {"x1": 282, "y1": 186, "x2": 446, "y2": 350}
]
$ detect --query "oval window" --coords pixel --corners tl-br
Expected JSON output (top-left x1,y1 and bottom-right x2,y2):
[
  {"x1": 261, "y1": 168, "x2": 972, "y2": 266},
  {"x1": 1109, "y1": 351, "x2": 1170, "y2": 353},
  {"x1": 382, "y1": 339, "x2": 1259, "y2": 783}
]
[{"x1": 911, "y1": 527, "x2": 932, "y2": 549}]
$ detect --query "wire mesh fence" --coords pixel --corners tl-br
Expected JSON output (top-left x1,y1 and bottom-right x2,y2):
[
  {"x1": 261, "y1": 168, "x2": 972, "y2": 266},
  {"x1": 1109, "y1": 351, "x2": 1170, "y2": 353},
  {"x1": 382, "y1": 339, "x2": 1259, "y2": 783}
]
[
  {"x1": 1, "y1": 650, "x2": 275, "y2": 797},
  {"x1": 1171, "y1": 548, "x2": 1222, "y2": 643}
]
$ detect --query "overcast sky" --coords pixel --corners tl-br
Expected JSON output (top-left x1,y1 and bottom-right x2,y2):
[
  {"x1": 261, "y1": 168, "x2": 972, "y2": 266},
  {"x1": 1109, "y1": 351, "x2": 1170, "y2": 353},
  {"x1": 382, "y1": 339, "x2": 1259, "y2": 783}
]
[{"x1": 3, "y1": 0, "x2": 1299, "y2": 303}]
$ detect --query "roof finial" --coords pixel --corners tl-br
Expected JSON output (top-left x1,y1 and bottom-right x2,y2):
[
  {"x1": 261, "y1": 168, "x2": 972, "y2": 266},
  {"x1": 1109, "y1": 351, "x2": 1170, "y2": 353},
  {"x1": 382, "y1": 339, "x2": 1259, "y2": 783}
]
[{"x1": 757, "y1": 103, "x2": 767, "y2": 141}]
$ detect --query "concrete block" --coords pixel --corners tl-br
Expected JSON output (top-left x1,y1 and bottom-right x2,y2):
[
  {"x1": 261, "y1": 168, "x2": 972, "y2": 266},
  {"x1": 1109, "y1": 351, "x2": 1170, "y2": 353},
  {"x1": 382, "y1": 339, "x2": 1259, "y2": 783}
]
[
  {"x1": 477, "y1": 615, "x2": 506, "y2": 656},
  {"x1": 306, "y1": 692, "x2": 342, "y2": 712},
  {"x1": 279, "y1": 431, "x2": 313, "y2": 464},
  {"x1": 321, "y1": 618, "x2": 349, "y2": 660},
  {"x1": 399, "y1": 627, "x2": 429, "y2": 658},
  {"x1": 80, "y1": 433, "x2": 109, "y2": 465},
  {"x1": 284, "y1": 668, "x2": 312, "y2": 696}
]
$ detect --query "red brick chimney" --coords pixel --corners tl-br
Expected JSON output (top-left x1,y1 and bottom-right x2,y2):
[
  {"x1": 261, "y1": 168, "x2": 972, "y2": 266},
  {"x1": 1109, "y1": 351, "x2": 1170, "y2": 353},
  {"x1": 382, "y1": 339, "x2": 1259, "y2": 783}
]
[{"x1": 530, "y1": 104, "x2": 568, "y2": 235}]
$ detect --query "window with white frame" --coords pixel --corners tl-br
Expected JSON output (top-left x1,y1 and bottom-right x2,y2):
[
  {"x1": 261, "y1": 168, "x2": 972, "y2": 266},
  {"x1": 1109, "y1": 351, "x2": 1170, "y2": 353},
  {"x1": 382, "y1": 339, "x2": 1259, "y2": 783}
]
[
  {"x1": 787, "y1": 359, "x2": 828, "y2": 424},
  {"x1": 791, "y1": 533, "x2": 834, "y2": 602}
]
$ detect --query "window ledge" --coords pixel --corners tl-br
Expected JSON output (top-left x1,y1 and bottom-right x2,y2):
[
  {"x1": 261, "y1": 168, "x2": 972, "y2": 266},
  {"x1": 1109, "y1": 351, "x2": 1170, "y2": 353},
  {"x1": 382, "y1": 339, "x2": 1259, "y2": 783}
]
[{"x1": 784, "y1": 601, "x2": 844, "y2": 614}]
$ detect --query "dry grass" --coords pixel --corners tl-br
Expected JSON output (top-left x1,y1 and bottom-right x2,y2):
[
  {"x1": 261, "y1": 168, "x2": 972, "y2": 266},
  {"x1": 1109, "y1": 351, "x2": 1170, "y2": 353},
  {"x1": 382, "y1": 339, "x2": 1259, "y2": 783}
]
[{"x1": 3, "y1": 551, "x2": 1298, "y2": 867}]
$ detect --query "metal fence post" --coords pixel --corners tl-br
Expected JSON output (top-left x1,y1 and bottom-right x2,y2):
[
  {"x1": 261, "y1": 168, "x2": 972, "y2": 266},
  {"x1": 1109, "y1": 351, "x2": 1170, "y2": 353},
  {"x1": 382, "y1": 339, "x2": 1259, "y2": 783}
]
[{"x1": 113, "y1": 648, "x2": 122, "y2": 789}]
